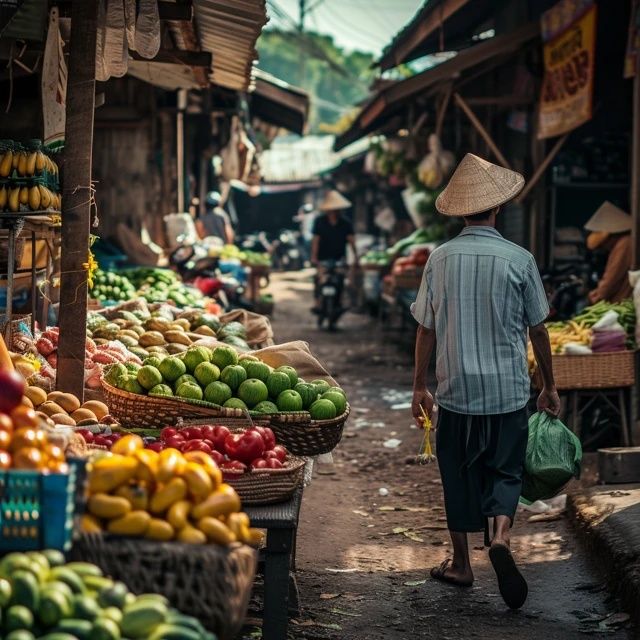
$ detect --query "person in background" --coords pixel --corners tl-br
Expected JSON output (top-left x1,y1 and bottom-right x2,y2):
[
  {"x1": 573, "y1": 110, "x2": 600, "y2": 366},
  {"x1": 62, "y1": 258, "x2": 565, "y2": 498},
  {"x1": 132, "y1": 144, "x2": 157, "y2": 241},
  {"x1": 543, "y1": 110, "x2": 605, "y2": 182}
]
[
  {"x1": 411, "y1": 154, "x2": 558, "y2": 611},
  {"x1": 584, "y1": 201, "x2": 633, "y2": 303},
  {"x1": 196, "y1": 191, "x2": 235, "y2": 245},
  {"x1": 294, "y1": 203, "x2": 316, "y2": 265}
]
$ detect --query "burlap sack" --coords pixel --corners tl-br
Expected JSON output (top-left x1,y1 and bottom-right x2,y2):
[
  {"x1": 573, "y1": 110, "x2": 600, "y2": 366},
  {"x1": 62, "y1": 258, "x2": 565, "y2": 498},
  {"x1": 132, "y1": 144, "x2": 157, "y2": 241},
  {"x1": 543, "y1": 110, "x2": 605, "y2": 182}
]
[
  {"x1": 254, "y1": 341, "x2": 337, "y2": 386},
  {"x1": 220, "y1": 309, "x2": 274, "y2": 346}
]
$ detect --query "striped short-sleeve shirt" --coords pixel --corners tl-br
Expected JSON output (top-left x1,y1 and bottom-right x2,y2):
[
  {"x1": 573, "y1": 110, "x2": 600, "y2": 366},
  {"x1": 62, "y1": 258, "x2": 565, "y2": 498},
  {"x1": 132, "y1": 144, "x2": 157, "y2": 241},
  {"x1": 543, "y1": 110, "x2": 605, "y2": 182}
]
[{"x1": 411, "y1": 226, "x2": 549, "y2": 415}]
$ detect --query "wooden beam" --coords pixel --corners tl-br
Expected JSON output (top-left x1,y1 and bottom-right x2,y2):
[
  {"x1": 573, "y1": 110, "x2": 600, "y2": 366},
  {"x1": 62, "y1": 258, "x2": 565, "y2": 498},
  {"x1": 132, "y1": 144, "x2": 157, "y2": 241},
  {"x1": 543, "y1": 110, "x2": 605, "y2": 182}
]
[
  {"x1": 56, "y1": 0, "x2": 99, "y2": 401},
  {"x1": 632, "y1": 51, "x2": 640, "y2": 269},
  {"x1": 130, "y1": 49, "x2": 211, "y2": 68},
  {"x1": 454, "y1": 92, "x2": 511, "y2": 168},
  {"x1": 435, "y1": 83, "x2": 453, "y2": 137},
  {"x1": 516, "y1": 134, "x2": 568, "y2": 204}
]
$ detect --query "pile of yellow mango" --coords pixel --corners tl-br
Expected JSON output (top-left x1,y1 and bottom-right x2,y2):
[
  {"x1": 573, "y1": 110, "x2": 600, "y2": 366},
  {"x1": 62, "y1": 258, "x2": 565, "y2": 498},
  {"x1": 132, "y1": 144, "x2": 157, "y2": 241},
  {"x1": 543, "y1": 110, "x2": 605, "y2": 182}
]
[
  {"x1": 527, "y1": 321, "x2": 593, "y2": 374},
  {"x1": 83, "y1": 435, "x2": 263, "y2": 547}
]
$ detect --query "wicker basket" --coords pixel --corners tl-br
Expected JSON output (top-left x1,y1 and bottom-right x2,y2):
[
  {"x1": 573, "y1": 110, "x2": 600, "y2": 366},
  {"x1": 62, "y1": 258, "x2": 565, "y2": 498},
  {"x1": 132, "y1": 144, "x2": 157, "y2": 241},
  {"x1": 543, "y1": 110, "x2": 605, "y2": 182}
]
[
  {"x1": 532, "y1": 351, "x2": 636, "y2": 390},
  {"x1": 224, "y1": 456, "x2": 306, "y2": 504},
  {"x1": 101, "y1": 378, "x2": 244, "y2": 429},
  {"x1": 71, "y1": 534, "x2": 256, "y2": 640},
  {"x1": 0, "y1": 313, "x2": 32, "y2": 347},
  {"x1": 269, "y1": 405, "x2": 350, "y2": 456}
]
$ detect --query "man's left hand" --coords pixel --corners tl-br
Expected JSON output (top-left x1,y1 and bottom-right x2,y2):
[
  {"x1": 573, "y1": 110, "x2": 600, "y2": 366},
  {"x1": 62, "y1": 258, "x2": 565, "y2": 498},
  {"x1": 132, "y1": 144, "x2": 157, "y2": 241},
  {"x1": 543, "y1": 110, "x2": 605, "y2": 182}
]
[{"x1": 412, "y1": 389, "x2": 435, "y2": 427}]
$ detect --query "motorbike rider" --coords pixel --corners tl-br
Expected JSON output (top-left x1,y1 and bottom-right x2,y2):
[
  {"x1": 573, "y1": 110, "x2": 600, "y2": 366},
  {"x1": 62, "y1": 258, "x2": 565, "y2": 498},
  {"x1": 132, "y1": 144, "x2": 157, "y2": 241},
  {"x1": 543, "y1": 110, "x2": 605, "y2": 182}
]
[
  {"x1": 584, "y1": 201, "x2": 633, "y2": 303},
  {"x1": 196, "y1": 191, "x2": 235, "y2": 245},
  {"x1": 311, "y1": 189, "x2": 358, "y2": 313}
]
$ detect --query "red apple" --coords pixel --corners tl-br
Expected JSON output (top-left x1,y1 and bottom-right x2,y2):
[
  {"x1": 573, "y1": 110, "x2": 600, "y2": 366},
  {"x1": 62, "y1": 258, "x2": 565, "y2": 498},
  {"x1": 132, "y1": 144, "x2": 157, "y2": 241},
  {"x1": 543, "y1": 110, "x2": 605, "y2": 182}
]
[
  {"x1": 265, "y1": 458, "x2": 284, "y2": 469},
  {"x1": 146, "y1": 441, "x2": 164, "y2": 452},
  {"x1": 76, "y1": 429, "x2": 94, "y2": 444},
  {"x1": 165, "y1": 434, "x2": 186, "y2": 449},
  {"x1": 210, "y1": 450, "x2": 225, "y2": 465},
  {"x1": 161, "y1": 427, "x2": 178, "y2": 441},
  {"x1": 271, "y1": 445, "x2": 287, "y2": 463},
  {"x1": 251, "y1": 458, "x2": 269, "y2": 470},
  {"x1": 93, "y1": 435, "x2": 111, "y2": 448}
]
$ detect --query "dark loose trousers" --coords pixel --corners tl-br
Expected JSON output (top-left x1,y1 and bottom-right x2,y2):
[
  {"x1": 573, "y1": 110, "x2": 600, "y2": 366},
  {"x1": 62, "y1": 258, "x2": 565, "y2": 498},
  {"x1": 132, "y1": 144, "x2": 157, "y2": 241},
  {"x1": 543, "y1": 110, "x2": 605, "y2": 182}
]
[{"x1": 436, "y1": 406, "x2": 529, "y2": 542}]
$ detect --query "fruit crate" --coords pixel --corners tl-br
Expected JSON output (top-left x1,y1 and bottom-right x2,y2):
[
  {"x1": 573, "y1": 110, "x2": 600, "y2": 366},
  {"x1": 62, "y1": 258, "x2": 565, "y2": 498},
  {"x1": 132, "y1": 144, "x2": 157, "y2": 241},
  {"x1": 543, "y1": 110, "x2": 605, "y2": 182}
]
[{"x1": 0, "y1": 459, "x2": 84, "y2": 552}]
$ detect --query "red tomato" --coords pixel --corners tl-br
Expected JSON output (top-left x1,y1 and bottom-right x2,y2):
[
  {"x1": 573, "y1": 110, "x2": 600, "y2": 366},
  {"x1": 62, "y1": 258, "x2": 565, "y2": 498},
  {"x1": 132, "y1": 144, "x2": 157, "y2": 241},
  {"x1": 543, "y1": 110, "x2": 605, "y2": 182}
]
[
  {"x1": 265, "y1": 458, "x2": 284, "y2": 469},
  {"x1": 221, "y1": 460, "x2": 247, "y2": 475},
  {"x1": 183, "y1": 440, "x2": 212, "y2": 454},
  {"x1": 200, "y1": 425, "x2": 216, "y2": 441},
  {"x1": 165, "y1": 435, "x2": 186, "y2": 449},
  {"x1": 263, "y1": 450, "x2": 278, "y2": 460},
  {"x1": 250, "y1": 426, "x2": 276, "y2": 450},
  {"x1": 76, "y1": 429, "x2": 94, "y2": 444},
  {"x1": 224, "y1": 431, "x2": 265, "y2": 464},
  {"x1": 212, "y1": 426, "x2": 231, "y2": 452},
  {"x1": 210, "y1": 450, "x2": 225, "y2": 465},
  {"x1": 161, "y1": 427, "x2": 178, "y2": 441},
  {"x1": 146, "y1": 441, "x2": 164, "y2": 452},
  {"x1": 93, "y1": 435, "x2": 112, "y2": 448},
  {"x1": 181, "y1": 427, "x2": 203, "y2": 440},
  {"x1": 202, "y1": 439, "x2": 215, "y2": 450},
  {"x1": 271, "y1": 445, "x2": 288, "y2": 463},
  {"x1": 251, "y1": 458, "x2": 269, "y2": 470}
]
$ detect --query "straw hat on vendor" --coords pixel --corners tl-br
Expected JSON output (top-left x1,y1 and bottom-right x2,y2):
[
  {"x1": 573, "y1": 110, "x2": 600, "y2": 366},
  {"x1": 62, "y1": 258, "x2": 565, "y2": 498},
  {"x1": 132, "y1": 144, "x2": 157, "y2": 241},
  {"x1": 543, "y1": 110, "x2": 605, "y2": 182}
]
[
  {"x1": 318, "y1": 189, "x2": 352, "y2": 212},
  {"x1": 584, "y1": 201, "x2": 633, "y2": 303}
]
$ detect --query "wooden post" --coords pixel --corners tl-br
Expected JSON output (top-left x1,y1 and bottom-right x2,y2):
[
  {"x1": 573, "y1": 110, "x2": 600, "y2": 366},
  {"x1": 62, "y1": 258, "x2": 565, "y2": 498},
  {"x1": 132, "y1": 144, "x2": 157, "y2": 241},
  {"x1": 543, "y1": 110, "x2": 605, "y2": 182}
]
[
  {"x1": 56, "y1": 0, "x2": 99, "y2": 400},
  {"x1": 516, "y1": 134, "x2": 568, "y2": 204},
  {"x1": 176, "y1": 89, "x2": 187, "y2": 212},
  {"x1": 632, "y1": 51, "x2": 640, "y2": 269},
  {"x1": 454, "y1": 93, "x2": 511, "y2": 168}
]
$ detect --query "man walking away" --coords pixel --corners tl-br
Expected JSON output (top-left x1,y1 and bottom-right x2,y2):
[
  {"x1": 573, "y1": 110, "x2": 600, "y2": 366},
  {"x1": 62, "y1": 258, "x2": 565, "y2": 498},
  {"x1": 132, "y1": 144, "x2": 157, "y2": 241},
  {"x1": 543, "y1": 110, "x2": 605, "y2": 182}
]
[
  {"x1": 196, "y1": 191, "x2": 235, "y2": 245},
  {"x1": 411, "y1": 154, "x2": 560, "y2": 610}
]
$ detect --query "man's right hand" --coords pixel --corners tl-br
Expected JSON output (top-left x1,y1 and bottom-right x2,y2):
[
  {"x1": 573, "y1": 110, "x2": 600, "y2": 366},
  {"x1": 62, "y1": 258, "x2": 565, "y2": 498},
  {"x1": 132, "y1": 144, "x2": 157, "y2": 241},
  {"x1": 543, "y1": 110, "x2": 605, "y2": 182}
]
[
  {"x1": 537, "y1": 386, "x2": 561, "y2": 417},
  {"x1": 412, "y1": 389, "x2": 435, "y2": 427}
]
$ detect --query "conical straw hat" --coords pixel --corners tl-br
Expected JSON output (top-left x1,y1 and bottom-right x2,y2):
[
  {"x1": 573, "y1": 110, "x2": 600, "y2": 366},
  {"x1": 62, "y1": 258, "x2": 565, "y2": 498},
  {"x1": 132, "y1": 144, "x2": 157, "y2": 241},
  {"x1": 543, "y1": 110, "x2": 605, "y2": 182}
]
[
  {"x1": 319, "y1": 189, "x2": 351, "y2": 211},
  {"x1": 584, "y1": 201, "x2": 632, "y2": 233},
  {"x1": 435, "y1": 153, "x2": 525, "y2": 216}
]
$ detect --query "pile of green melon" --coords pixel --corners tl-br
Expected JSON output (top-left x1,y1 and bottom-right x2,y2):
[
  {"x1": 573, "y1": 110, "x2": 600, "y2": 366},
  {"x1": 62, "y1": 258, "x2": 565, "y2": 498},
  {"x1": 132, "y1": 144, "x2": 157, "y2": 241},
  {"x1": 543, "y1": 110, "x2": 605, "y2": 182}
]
[{"x1": 104, "y1": 345, "x2": 347, "y2": 420}]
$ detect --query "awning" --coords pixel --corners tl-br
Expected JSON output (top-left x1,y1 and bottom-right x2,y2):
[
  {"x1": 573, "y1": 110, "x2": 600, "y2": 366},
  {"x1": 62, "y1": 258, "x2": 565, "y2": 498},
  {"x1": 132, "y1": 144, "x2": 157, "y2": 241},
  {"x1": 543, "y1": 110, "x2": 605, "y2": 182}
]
[
  {"x1": 335, "y1": 22, "x2": 540, "y2": 151},
  {"x1": 376, "y1": 0, "x2": 495, "y2": 72},
  {"x1": 127, "y1": 61, "x2": 202, "y2": 90},
  {"x1": 250, "y1": 70, "x2": 309, "y2": 135},
  {"x1": 193, "y1": 0, "x2": 268, "y2": 91}
]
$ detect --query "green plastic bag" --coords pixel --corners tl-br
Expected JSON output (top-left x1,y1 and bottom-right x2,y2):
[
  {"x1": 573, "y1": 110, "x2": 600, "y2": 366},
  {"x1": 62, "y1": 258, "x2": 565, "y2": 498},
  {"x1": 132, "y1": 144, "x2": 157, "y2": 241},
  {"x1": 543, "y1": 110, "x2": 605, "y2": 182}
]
[{"x1": 521, "y1": 412, "x2": 582, "y2": 502}]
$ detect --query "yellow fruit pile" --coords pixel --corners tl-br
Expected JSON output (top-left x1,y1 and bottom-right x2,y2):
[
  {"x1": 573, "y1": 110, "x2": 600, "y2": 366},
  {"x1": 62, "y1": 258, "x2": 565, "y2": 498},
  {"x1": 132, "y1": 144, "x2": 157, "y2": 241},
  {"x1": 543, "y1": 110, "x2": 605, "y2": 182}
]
[
  {"x1": 84, "y1": 435, "x2": 263, "y2": 547},
  {"x1": 527, "y1": 321, "x2": 593, "y2": 373},
  {"x1": 23, "y1": 386, "x2": 109, "y2": 427}
]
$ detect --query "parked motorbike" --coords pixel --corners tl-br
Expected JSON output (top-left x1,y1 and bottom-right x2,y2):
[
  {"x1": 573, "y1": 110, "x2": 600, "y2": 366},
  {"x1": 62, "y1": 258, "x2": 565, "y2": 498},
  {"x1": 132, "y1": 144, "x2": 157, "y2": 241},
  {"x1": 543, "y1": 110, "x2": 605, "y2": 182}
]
[
  {"x1": 541, "y1": 259, "x2": 595, "y2": 320},
  {"x1": 315, "y1": 260, "x2": 347, "y2": 331}
]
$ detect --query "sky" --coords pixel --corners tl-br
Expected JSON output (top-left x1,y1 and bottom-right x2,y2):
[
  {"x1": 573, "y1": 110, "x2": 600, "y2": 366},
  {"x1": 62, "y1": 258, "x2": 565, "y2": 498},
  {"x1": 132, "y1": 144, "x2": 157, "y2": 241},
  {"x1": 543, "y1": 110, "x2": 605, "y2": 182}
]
[{"x1": 267, "y1": 0, "x2": 424, "y2": 56}]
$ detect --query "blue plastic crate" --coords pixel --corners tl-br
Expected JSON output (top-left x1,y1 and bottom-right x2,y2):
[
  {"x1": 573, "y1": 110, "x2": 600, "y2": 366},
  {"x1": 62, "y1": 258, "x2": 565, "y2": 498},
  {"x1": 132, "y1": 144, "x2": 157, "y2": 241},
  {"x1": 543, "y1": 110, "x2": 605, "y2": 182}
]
[{"x1": 0, "y1": 462, "x2": 82, "y2": 552}]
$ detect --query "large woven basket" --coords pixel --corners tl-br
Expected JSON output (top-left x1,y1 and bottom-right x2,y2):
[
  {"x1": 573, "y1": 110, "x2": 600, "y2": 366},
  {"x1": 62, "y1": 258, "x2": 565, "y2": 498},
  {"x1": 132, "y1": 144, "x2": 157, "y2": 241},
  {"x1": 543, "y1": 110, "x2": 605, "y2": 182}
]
[
  {"x1": 269, "y1": 405, "x2": 350, "y2": 456},
  {"x1": 224, "y1": 456, "x2": 307, "y2": 504},
  {"x1": 101, "y1": 378, "x2": 244, "y2": 429},
  {"x1": 532, "y1": 351, "x2": 636, "y2": 390},
  {"x1": 71, "y1": 533, "x2": 256, "y2": 640}
]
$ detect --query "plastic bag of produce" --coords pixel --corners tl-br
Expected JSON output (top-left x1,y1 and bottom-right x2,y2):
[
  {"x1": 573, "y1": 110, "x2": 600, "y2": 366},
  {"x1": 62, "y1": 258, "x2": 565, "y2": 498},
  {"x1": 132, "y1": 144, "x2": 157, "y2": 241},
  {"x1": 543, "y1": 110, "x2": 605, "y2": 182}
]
[{"x1": 521, "y1": 412, "x2": 582, "y2": 503}]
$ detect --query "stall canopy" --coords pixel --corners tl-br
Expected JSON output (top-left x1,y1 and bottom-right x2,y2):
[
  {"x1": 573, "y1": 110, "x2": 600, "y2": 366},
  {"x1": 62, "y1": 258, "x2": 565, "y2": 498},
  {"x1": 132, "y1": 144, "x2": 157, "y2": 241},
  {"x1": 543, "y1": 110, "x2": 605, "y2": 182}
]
[
  {"x1": 250, "y1": 70, "x2": 309, "y2": 135},
  {"x1": 335, "y1": 21, "x2": 540, "y2": 151},
  {"x1": 375, "y1": 0, "x2": 496, "y2": 72},
  {"x1": 193, "y1": 0, "x2": 268, "y2": 91}
]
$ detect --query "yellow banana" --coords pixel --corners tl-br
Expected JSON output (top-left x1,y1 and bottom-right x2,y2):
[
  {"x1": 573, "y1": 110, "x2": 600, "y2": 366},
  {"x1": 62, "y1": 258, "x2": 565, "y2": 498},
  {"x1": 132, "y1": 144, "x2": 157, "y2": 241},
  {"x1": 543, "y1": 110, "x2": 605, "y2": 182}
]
[
  {"x1": 28, "y1": 185, "x2": 41, "y2": 210},
  {"x1": 8, "y1": 187, "x2": 20, "y2": 212},
  {"x1": 35, "y1": 150, "x2": 45, "y2": 172},
  {"x1": 0, "y1": 186, "x2": 6, "y2": 209},
  {"x1": 0, "y1": 150, "x2": 12, "y2": 177},
  {"x1": 26, "y1": 151, "x2": 37, "y2": 176},
  {"x1": 12, "y1": 150, "x2": 19, "y2": 169},
  {"x1": 17, "y1": 152, "x2": 27, "y2": 176},
  {"x1": 38, "y1": 184, "x2": 51, "y2": 208},
  {"x1": 19, "y1": 186, "x2": 29, "y2": 206}
]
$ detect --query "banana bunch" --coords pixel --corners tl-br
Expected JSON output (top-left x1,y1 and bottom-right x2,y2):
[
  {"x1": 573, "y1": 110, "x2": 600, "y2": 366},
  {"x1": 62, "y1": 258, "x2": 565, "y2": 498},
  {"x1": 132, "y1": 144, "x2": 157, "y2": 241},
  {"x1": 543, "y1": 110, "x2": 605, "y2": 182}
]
[
  {"x1": 528, "y1": 320, "x2": 592, "y2": 374},
  {"x1": 0, "y1": 183, "x2": 60, "y2": 212},
  {"x1": 0, "y1": 147, "x2": 58, "y2": 178}
]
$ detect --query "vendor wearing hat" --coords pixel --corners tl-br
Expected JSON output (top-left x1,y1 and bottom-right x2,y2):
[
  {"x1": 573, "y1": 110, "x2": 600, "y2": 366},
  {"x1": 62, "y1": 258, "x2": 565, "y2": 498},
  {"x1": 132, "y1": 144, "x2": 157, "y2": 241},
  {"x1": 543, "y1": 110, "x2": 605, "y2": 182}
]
[
  {"x1": 584, "y1": 201, "x2": 633, "y2": 304},
  {"x1": 411, "y1": 154, "x2": 558, "y2": 611}
]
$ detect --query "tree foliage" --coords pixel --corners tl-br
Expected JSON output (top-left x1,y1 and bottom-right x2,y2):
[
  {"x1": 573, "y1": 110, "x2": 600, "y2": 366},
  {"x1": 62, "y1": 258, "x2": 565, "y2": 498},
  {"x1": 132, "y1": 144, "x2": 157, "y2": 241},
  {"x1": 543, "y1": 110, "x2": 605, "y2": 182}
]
[{"x1": 257, "y1": 29, "x2": 377, "y2": 133}]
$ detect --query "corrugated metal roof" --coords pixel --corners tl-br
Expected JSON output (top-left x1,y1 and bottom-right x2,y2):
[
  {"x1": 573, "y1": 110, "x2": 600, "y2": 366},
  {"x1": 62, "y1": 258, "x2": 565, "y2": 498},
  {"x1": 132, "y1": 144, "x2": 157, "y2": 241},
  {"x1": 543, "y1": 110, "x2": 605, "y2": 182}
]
[
  {"x1": 251, "y1": 69, "x2": 309, "y2": 134},
  {"x1": 193, "y1": 0, "x2": 268, "y2": 91},
  {"x1": 127, "y1": 60, "x2": 201, "y2": 90}
]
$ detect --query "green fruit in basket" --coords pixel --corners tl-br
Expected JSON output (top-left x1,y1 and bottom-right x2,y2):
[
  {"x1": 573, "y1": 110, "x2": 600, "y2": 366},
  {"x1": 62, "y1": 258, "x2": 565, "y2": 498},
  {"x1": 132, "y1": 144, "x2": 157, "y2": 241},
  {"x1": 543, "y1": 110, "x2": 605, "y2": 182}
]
[
  {"x1": 52, "y1": 619, "x2": 93, "y2": 639},
  {"x1": 294, "y1": 383, "x2": 319, "y2": 409},
  {"x1": 276, "y1": 365, "x2": 298, "y2": 387},
  {"x1": 237, "y1": 379, "x2": 269, "y2": 408},
  {"x1": 97, "y1": 581, "x2": 128, "y2": 609},
  {"x1": 124, "y1": 363, "x2": 141, "y2": 375},
  {"x1": 253, "y1": 400, "x2": 279, "y2": 414},
  {"x1": 309, "y1": 398, "x2": 337, "y2": 420},
  {"x1": 41, "y1": 581, "x2": 73, "y2": 605},
  {"x1": 41, "y1": 550, "x2": 66, "y2": 569},
  {"x1": 48, "y1": 567, "x2": 85, "y2": 595},
  {"x1": 330, "y1": 387, "x2": 347, "y2": 397},
  {"x1": 241, "y1": 360, "x2": 271, "y2": 382},
  {"x1": 148, "y1": 624, "x2": 201, "y2": 640},
  {"x1": 204, "y1": 381, "x2": 232, "y2": 405},
  {"x1": 5, "y1": 605, "x2": 34, "y2": 631},
  {"x1": 91, "y1": 616, "x2": 121, "y2": 640},
  {"x1": 102, "y1": 606, "x2": 123, "y2": 626},
  {"x1": 72, "y1": 593, "x2": 101, "y2": 621},
  {"x1": 150, "y1": 384, "x2": 173, "y2": 397},
  {"x1": 173, "y1": 374, "x2": 198, "y2": 390},
  {"x1": 220, "y1": 364, "x2": 247, "y2": 392},
  {"x1": 0, "y1": 576, "x2": 12, "y2": 607},
  {"x1": 105, "y1": 363, "x2": 128, "y2": 386},
  {"x1": 322, "y1": 391, "x2": 347, "y2": 415},
  {"x1": 238, "y1": 354, "x2": 259, "y2": 363},
  {"x1": 211, "y1": 345, "x2": 238, "y2": 370},
  {"x1": 183, "y1": 346, "x2": 212, "y2": 373},
  {"x1": 266, "y1": 371, "x2": 291, "y2": 398},
  {"x1": 277, "y1": 390, "x2": 303, "y2": 412},
  {"x1": 311, "y1": 379, "x2": 331, "y2": 395},
  {"x1": 10, "y1": 570, "x2": 39, "y2": 610},
  {"x1": 158, "y1": 357, "x2": 186, "y2": 383},
  {"x1": 121, "y1": 376, "x2": 144, "y2": 395},
  {"x1": 137, "y1": 366, "x2": 163, "y2": 391},
  {"x1": 223, "y1": 398, "x2": 247, "y2": 410},
  {"x1": 121, "y1": 600, "x2": 168, "y2": 637},
  {"x1": 194, "y1": 362, "x2": 220, "y2": 386},
  {"x1": 176, "y1": 382, "x2": 204, "y2": 401},
  {"x1": 5, "y1": 630, "x2": 36, "y2": 640},
  {"x1": 143, "y1": 356, "x2": 164, "y2": 369},
  {"x1": 26, "y1": 552, "x2": 50, "y2": 574},
  {"x1": 38, "y1": 589, "x2": 72, "y2": 627}
]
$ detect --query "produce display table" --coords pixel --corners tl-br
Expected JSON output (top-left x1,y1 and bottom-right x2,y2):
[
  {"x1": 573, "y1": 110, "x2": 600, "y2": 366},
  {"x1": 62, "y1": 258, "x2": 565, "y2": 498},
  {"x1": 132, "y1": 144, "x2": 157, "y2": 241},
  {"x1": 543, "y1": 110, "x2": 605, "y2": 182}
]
[{"x1": 245, "y1": 486, "x2": 303, "y2": 640}]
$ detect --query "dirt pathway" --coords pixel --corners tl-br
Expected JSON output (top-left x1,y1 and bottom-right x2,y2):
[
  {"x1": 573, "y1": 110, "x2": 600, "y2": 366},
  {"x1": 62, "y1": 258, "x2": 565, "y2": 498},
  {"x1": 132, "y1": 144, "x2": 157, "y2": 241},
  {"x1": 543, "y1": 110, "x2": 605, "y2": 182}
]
[{"x1": 250, "y1": 271, "x2": 632, "y2": 640}]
